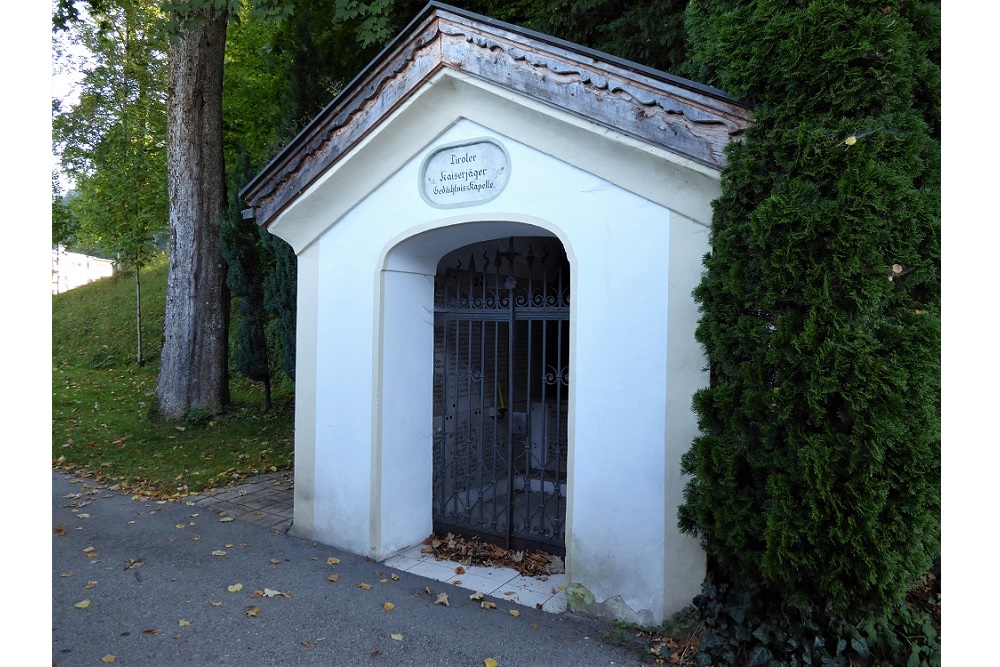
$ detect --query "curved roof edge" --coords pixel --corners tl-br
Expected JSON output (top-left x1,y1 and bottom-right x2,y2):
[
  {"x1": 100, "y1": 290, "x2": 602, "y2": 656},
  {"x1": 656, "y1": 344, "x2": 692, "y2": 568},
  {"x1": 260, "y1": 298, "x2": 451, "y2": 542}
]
[{"x1": 241, "y1": 2, "x2": 753, "y2": 228}]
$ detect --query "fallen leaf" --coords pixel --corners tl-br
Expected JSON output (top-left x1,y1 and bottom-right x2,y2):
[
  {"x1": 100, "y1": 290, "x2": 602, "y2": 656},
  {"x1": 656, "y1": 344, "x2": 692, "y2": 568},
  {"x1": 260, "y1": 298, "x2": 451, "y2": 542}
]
[
  {"x1": 251, "y1": 590, "x2": 263, "y2": 598},
  {"x1": 390, "y1": 573, "x2": 400, "y2": 581},
  {"x1": 391, "y1": 634, "x2": 403, "y2": 641},
  {"x1": 142, "y1": 629, "x2": 159, "y2": 636},
  {"x1": 455, "y1": 566, "x2": 465, "y2": 575},
  {"x1": 481, "y1": 601, "x2": 497, "y2": 610},
  {"x1": 358, "y1": 583, "x2": 372, "y2": 590},
  {"x1": 371, "y1": 649, "x2": 382, "y2": 657},
  {"x1": 383, "y1": 602, "x2": 395, "y2": 612},
  {"x1": 435, "y1": 592, "x2": 450, "y2": 607},
  {"x1": 210, "y1": 602, "x2": 223, "y2": 607},
  {"x1": 425, "y1": 586, "x2": 433, "y2": 595},
  {"x1": 85, "y1": 581, "x2": 97, "y2": 590},
  {"x1": 530, "y1": 624, "x2": 538, "y2": 629},
  {"x1": 101, "y1": 655, "x2": 115, "y2": 663},
  {"x1": 509, "y1": 609, "x2": 520, "y2": 617},
  {"x1": 74, "y1": 600, "x2": 91, "y2": 609},
  {"x1": 484, "y1": 658, "x2": 499, "y2": 667},
  {"x1": 83, "y1": 547, "x2": 95, "y2": 554},
  {"x1": 327, "y1": 557, "x2": 340, "y2": 565},
  {"x1": 380, "y1": 578, "x2": 388, "y2": 584},
  {"x1": 55, "y1": 526, "x2": 66, "y2": 536},
  {"x1": 225, "y1": 544, "x2": 234, "y2": 548},
  {"x1": 228, "y1": 583, "x2": 243, "y2": 593},
  {"x1": 301, "y1": 641, "x2": 315, "y2": 648},
  {"x1": 61, "y1": 572, "x2": 74, "y2": 578},
  {"x1": 270, "y1": 559, "x2": 281, "y2": 565},
  {"x1": 77, "y1": 514, "x2": 90, "y2": 519},
  {"x1": 220, "y1": 517, "x2": 234, "y2": 522},
  {"x1": 192, "y1": 535, "x2": 201, "y2": 541},
  {"x1": 179, "y1": 619, "x2": 190, "y2": 627},
  {"x1": 211, "y1": 550, "x2": 227, "y2": 557},
  {"x1": 844, "y1": 135, "x2": 857, "y2": 146},
  {"x1": 125, "y1": 559, "x2": 143, "y2": 570},
  {"x1": 469, "y1": 591, "x2": 484, "y2": 601},
  {"x1": 264, "y1": 588, "x2": 292, "y2": 598},
  {"x1": 175, "y1": 524, "x2": 186, "y2": 529},
  {"x1": 328, "y1": 574, "x2": 340, "y2": 582},
  {"x1": 245, "y1": 606, "x2": 262, "y2": 617},
  {"x1": 504, "y1": 591, "x2": 515, "y2": 596}
]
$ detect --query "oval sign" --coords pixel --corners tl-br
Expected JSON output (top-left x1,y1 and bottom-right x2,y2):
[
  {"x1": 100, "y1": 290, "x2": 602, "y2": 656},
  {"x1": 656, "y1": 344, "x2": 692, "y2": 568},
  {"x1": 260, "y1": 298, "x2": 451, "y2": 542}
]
[{"x1": 419, "y1": 138, "x2": 511, "y2": 209}]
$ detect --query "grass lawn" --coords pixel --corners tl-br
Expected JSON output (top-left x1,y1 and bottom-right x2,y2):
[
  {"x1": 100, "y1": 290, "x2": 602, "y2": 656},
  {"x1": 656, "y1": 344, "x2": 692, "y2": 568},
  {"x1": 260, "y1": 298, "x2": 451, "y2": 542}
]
[{"x1": 52, "y1": 254, "x2": 294, "y2": 499}]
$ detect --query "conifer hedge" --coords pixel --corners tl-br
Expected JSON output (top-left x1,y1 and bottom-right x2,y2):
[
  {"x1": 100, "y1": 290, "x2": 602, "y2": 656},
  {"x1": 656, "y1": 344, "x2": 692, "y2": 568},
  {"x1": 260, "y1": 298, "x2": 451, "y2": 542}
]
[{"x1": 678, "y1": 0, "x2": 940, "y2": 618}]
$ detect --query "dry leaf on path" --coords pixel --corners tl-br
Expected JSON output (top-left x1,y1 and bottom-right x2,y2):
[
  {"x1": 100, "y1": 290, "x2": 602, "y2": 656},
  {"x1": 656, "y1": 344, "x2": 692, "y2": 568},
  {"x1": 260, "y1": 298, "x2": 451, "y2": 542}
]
[
  {"x1": 85, "y1": 581, "x2": 97, "y2": 590},
  {"x1": 383, "y1": 602, "x2": 395, "y2": 612},
  {"x1": 484, "y1": 658, "x2": 499, "y2": 667},
  {"x1": 390, "y1": 633, "x2": 403, "y2": 641},
  {"x1": 469, "y1": 591, "x2": 484, "y2": 601},
  {"x1": 246, "y1": 606, "x2": 262, "y2": 617},
  {"x1": 436, "y1": 592, "x2": 450, "y2": 607},
  {"x1": 326, "y1": 557, "x2": 340, "y2": 565},
  {"x1": 455, "y1": 566, "x2": 465, "y2": 575},
  {"x1": 263, "y1": 588, "x2": 292, "y2": 598},
  {"x1": 74, "y1": 600, "x2": 91, "y2": 609},
  {"x1": 219, "y1": 517, "x2": 234, "y2": 522},
  {"x1": 211, "y1": 550, "x2": 227, "y2": 557},
  {"x1": 101, "y1": 655, "x2": 115, "y2": 663},
  {"x1": 142, "y1": 629, "x2": 158, "y2": 636},
  {"x1": 228, "y1": 583, "x2": 243, "y2": 593},
  {"x1": 358, "y1": 583, "x2": 372, "y2": 590},
  {"x1": 328, "y1": 574, "x2": 339, "y2": 582},
  {"x1": 391, "y1": 573, "x2": 400, "y2": 581},
  {"x1": 509, "y1": 609, "x2": 520, "y2": 617},
  {"x1": 55, "y1": 526, "x2": 66, "y2": 536},
  {"x1": 179, "y1": 620, "x2": 190, "y2": 627},
  {"x1": 481, "y1": 601, "x2": 497, "y2": 610}
]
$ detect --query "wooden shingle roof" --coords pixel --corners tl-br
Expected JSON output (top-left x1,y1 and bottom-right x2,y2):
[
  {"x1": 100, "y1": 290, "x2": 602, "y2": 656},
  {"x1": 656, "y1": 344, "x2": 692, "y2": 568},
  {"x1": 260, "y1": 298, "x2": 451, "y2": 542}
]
[{"x1": 240, "y1": 2, "x2": 753, "y2": 228}]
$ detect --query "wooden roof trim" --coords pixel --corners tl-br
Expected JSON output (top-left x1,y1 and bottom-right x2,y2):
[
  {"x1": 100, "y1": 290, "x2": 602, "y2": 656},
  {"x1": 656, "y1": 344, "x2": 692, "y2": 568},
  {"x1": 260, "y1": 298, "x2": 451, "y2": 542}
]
[{"x1": 240, "y1": 2, "x2": 753, "y2": 228}]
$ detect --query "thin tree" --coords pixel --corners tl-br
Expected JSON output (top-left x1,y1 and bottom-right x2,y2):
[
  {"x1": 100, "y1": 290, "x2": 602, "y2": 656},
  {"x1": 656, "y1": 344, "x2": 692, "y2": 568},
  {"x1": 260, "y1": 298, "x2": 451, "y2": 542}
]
[{"x1": 53, "y1": 0, "x2": 168, "y2": 364}]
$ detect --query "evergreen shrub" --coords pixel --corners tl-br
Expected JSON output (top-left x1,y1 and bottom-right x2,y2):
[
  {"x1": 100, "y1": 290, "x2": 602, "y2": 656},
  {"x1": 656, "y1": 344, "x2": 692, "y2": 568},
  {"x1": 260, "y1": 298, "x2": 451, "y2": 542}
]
[{"x1": 678, "y1": 0, "x2": 940, "y2": 621}]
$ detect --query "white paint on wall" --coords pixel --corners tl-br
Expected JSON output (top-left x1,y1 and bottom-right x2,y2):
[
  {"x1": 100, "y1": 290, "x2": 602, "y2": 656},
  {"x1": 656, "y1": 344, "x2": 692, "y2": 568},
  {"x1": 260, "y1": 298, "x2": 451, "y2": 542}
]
[{"x1": 275, "y1": 112, "x2": 717, "y2": 624}]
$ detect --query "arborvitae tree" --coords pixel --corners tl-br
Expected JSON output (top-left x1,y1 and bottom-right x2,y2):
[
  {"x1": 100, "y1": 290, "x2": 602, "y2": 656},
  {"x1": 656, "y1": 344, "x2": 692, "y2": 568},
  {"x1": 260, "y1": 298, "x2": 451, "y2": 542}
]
[{"x1": 678, "y1": 0, "x2": 940, "y2": 619}]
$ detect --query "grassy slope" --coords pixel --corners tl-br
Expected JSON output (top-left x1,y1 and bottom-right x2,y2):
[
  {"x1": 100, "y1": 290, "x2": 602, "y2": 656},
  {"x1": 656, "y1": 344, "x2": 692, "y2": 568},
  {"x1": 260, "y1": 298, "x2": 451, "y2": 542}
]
[{"x1": 52, "y1": 254, "x2": 294, "y2": 498}]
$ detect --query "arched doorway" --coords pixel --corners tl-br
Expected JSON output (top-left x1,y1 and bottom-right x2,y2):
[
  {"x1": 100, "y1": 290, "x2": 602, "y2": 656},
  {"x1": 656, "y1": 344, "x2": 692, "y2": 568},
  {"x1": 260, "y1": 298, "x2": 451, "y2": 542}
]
[{"x1": 431, "y1": 236, "x2": 569, "y2": 555}]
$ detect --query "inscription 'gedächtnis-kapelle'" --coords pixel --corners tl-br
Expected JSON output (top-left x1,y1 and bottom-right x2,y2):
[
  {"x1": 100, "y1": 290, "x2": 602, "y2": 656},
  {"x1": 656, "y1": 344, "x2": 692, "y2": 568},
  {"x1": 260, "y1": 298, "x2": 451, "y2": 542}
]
[{"x1": 420, "y1": 139, "x2": 510, "y2": 208}]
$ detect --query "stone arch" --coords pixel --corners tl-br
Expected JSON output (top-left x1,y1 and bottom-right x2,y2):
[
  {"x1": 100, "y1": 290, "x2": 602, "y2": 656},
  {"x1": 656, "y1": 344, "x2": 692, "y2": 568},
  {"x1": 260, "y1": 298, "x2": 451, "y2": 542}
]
[{"x1": 372, "y1": 219, "x2": 573, "y2": 559}]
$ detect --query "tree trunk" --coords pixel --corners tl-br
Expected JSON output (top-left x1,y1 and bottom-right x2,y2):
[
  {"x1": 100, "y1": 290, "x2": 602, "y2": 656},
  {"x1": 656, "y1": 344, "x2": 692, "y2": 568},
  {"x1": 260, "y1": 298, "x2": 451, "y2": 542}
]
[{"x1": 155, "y1": 10, "x2": 230, "y2": 419}]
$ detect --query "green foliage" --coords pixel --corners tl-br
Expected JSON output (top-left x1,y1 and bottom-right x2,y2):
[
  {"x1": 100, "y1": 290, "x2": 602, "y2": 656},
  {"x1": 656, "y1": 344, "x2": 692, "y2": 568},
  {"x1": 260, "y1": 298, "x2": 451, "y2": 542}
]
[
  {"x1": 52, "y1": 0, "x2": 169, "y2": 270},
  {"x1": 52, "y1": 172, "x2": 79, "y2": 248},
  {"x1": 690, "y1": 582, "x2": 939, "y2": 667},
  {"x1": 678, "y1": 0, "x2": 940, "y2": 619}
]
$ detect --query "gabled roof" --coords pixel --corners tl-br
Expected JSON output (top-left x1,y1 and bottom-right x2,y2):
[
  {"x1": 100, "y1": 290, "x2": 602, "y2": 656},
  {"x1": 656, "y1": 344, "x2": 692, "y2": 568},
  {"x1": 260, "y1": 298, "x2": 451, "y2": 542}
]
[{"x1": 240, "y1": 2, "x2": 753, "y2": 229}]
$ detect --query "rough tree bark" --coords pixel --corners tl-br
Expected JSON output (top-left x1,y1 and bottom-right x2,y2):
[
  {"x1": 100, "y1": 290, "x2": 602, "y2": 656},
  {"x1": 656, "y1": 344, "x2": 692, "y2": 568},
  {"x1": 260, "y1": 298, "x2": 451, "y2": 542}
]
[{"x1": 155, "y1": 9, "x2": 230, "y2": 419}]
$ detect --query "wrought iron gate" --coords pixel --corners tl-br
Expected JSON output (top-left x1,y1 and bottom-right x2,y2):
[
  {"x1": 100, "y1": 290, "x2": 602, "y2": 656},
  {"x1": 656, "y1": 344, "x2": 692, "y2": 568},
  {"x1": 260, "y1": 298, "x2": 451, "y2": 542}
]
[{"x1": 432, "y1": 238, "x2": 569, "y2": 555}]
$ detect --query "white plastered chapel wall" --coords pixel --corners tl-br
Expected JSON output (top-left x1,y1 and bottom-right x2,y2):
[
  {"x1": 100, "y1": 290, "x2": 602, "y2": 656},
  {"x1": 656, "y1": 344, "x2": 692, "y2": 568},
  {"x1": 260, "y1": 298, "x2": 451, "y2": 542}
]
[{"x1": 267, "y1": 71, "x2": 719, "y2": 623}]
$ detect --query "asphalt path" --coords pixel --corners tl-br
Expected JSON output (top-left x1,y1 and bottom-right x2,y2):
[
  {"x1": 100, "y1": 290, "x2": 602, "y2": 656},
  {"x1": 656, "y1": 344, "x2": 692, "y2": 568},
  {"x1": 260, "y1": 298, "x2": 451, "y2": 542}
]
[{"x1": 52, "y1": 472, "x2": 643, "y2": 666}]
